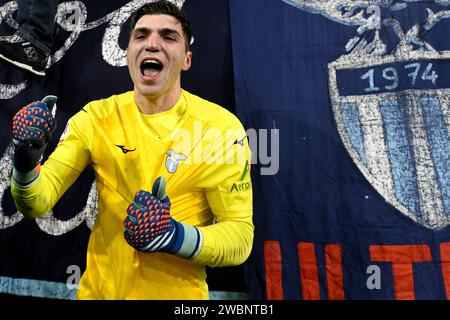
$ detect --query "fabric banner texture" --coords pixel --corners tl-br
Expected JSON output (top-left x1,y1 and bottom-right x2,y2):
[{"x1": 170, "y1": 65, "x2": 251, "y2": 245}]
[{"x1": 231, "y1": 0, "x2": 450, "y2": 300}]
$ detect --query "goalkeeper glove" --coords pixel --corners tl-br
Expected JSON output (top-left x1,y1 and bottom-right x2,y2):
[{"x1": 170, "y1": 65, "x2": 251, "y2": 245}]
[
  {"x1": 124, "y1": 176, "x2": 202, "y2": 259},
  {"x1": 11, "y1": 95, "x2": 57, "y2": 185}
]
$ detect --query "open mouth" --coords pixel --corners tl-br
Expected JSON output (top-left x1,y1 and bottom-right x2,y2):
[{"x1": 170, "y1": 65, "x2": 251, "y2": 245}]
[{"x1": 140, "y1": 59, "x2": 163, "y2": 79}]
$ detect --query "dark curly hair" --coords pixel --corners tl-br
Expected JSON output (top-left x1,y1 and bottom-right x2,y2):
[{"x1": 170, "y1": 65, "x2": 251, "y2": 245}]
[{"x1": 129, "y1": 1, "x2": 192, "y2": 51}]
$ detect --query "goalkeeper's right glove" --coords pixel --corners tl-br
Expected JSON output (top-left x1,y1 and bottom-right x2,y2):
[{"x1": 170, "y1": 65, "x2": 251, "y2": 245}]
[
  {"x1": 11, "y1": 95, "x2": 57, "y2": 186},
  {"x1": 123, "y1": 177, "x2": 203, "y2": 259}
]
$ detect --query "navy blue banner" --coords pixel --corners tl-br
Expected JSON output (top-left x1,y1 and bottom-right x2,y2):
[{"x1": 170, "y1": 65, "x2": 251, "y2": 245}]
[{"x1": 231, "y1": 0, "x2": 450, "y2": 299}]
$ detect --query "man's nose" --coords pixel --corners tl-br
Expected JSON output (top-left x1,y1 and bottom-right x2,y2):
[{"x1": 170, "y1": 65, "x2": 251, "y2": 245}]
[{"x1": 145, "y1": 34, "x2": 161, "y2": 51}]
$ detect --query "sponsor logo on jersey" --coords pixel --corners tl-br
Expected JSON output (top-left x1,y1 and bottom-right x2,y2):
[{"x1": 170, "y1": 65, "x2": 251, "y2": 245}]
[{"x1": 230, "y1": 181, "x2": 252, "y2": 193}]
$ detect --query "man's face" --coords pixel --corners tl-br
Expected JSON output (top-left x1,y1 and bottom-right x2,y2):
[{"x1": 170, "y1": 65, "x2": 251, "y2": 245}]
[{"x1": 127, "y1": 14, "x2": 192, "y2": 98}]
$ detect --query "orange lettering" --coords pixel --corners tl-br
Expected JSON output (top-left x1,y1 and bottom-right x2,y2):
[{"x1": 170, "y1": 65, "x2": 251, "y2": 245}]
[
  {"x1": 440, "y1": 242, "x2": 450, "y2": 299},
  {"x1": 370, "y1": 245, "x2": 432, "y2": 300},
  {"x1": 298, "y1": 242, "x2": 320, "y2": 300},
  {"x1": 325, "y1": 244, "x2": 345, "y2": 300},
  {"x1": 264, "y1": 240, "x2": 283, "y2": 300}
]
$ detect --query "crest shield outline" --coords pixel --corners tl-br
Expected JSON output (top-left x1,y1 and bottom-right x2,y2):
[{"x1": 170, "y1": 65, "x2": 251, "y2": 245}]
[{"x1": 328, "y1": 50, "x2": 450, "y2": 230}]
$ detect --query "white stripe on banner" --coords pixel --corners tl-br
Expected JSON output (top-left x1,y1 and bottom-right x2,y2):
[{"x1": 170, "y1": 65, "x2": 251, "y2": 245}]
[
  {"x1": 358, "y1": 98, "x2": 394, "y2": 192},
  {"x1": 407, "y1": 96, "x2": 445, "y2": 225},
  {"x1": 442, "y1": 96, "x2": 450, "y2": 143},
  {"x1": 0, "y1": 277, "x2": 245, "y2": 300}
]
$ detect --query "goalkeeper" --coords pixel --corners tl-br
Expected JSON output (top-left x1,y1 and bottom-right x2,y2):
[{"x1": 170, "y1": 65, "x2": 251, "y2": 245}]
[{"x1": 10, "y1": 0, "x2": 253, "y2": 299}]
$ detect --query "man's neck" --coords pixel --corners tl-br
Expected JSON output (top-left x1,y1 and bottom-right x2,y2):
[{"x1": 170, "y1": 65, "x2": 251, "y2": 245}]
[{"x1": 135, "y1": 88, "x2": 182, "y2": 115}]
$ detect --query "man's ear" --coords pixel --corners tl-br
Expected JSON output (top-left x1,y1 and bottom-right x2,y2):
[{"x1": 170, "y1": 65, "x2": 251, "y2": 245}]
[{"x1": 182, "y1": 51, "x2": 192, "y2": 71}]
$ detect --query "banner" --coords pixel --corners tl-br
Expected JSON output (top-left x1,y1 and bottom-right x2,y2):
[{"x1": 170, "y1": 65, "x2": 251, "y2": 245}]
[
  {"x1": 0, "y1": 0, "x2": 241, "y2": 299},
  {"x1": 231, "y1": 0, "x2": 450, "y2": 299}
]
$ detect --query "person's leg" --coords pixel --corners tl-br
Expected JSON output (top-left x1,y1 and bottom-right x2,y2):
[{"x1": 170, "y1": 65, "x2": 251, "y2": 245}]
[
  {"x1": 15, "y1": 0, "x2": 59, "y2": 55},
  {"x1": 0, "y1": 0, "x2": 58, "y2": 76}
]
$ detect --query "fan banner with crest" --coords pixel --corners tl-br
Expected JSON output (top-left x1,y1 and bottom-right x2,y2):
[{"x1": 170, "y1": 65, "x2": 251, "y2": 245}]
[{"x1": 231, "y1": 0, "x2": 450, "y2": 299}]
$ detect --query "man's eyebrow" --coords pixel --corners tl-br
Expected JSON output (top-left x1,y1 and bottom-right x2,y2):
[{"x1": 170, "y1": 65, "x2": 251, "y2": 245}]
[
  {"x1": 132, "y1": 27, "x2": 151, "y2": 35},
  {"x1": 132, "y1": 27, "x2": 181, "y2": 38},
  {"x1": 158, "y1": 28, "x2": 180, "y2": 34},
  {"x1": 158, "y1": 28, "x2": 181, "y2": 37}
]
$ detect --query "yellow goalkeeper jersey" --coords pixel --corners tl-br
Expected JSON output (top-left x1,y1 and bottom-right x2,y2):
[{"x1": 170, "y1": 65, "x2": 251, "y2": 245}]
[{"x1": 11, "y1": 90, "x2": 254, "y2": 300}]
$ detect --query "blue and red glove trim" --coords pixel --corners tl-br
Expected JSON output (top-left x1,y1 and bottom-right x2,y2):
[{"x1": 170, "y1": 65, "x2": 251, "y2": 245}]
[{"x1": 124, "y1": 179, "x2": 202, "y2": 259}]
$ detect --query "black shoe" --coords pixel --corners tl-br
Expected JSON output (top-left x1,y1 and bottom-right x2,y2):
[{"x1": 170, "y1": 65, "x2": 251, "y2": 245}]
[{"x1": 0, "y1": 34, "x2": 48, "y2": 76}]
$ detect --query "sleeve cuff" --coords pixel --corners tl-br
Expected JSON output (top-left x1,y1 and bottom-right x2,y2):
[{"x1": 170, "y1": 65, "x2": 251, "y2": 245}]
[{"x1": 175, "y1": 222, "x2": 203, "y2": 260}]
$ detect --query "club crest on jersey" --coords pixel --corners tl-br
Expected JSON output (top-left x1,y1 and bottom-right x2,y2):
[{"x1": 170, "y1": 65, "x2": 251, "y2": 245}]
[
  {"x1": 283, "y1": 0, "x2": 450, "y2": 230},
  {"x1": 165, "y1": 149, "x2": 187, "y2": 174}
]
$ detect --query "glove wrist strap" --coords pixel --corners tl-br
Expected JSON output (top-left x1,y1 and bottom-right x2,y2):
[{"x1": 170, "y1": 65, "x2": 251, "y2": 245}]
[{"x1": 12, "y1": 166, "x2": 40, "y2": 188}]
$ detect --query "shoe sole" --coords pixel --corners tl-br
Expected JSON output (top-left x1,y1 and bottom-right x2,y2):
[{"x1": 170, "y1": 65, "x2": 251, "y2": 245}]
[{"x1": 0, "y1": 52, "x2": 45, "y2": 76}]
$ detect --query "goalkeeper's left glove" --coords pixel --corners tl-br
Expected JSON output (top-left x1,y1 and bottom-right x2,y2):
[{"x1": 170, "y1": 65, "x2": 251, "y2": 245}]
[
  {"x1": 11, "y1": 95, "x2": 57, "y2": 186},
  {"x1": 123, "y1": 176, "x2": 202, "y2": 259}
]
